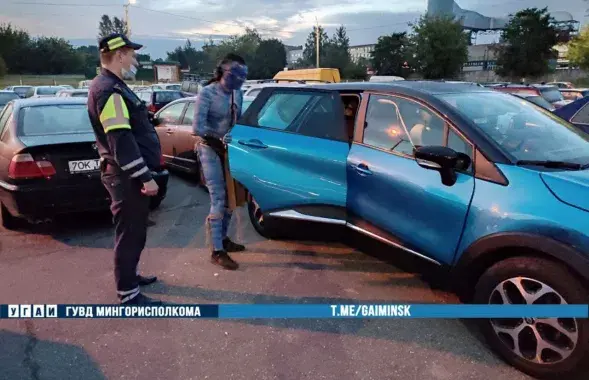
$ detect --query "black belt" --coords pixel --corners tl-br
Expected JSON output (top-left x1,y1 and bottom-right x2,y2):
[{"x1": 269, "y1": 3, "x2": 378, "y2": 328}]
[{"x1": 196, "y1": 135, "x2": 226, "y2": 158}]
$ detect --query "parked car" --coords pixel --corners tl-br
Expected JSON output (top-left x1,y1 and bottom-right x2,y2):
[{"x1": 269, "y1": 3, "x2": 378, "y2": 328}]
[
  {"x1": 560, "y1": 88, "x2": 589, "y2": 102},
  {"x1": 56, "y1": 89, "x2": 89, "y2": 98},
  {"x1": 553, "y1": 94, "x2": 589, "y2": 134},
  {"x1": 531, "y1": 84, "x2": 572, "y2": 108},
  {"x1": 136, "y1": 89, "x2": 186, "y2": 113},
  {"x1": 0, "y1": 98, "x2": 168, "y2": 229},
  {"x1": 547, "y1": 81, "x2": 574, "y2": 89},
  {"x1": 24, "y1": 86, "x2": 63, "y2": 98},
  {"x1": 493, "y1": 84, "x2": 571, "y2": 109},
  {"x1": 226, "y1": 82, "x2": 589, "y2": 379},
  {"x1": 242, "y1": 82, "x2": 307, "y2": 99},
  {"x1": 152, "y1": 96, "x2": 207, "y2": 182},
  {"x1": 511, "y1": 92, "x2": 555, "y2": 111},
  {"x1": 4, "y1": 85, "x2": 33, "y2": 98},
  {"x1": 0, "y1": 91, "x2": 20, "y2": 111},
  {"x1": 242, "y1": 95, "x2": 255, "y2": 112}
]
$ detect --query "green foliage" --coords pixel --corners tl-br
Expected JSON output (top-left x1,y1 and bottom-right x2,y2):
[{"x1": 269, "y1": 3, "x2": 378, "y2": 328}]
[
  {"x1": 0, "y1": 55, "x2": 7, "y2": 78},
  {"x1": 250, "y1": 39, "x2": 287, "y2": 79},
  {"x1": 303, "y1": 26, "x2": 330, "y2": 67},
  {"x1": 411, "y1": 15, "x2": 469, "y2": 79},
  {"x1": 0, "y1": 23, "x2": 32, "y2": 74},
  {"x1": 98, "y1": 15, "x2": 127, "y2": 39},
  {"x1": 494, "y1": 8, "x2": 558, "y2": 79},
  {"x1": 568, "y1": 25, "x2": 589, "y2": 71},
  {"x1": 166, "y1": 29, "x2": 286, "y2": 80},
  {"x1": 322, "y1": 26, "x2": 352, "y2": 74},
  {"x1": 343, "y1": 61, "x2": 367, "y2": 80},
  {"x1": 371, "y1": 32, "x2": 410, "y2": 76}
]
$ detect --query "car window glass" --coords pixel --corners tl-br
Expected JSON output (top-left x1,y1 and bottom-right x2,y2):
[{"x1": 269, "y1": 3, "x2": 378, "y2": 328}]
[
  {"x1": 296, "y1": 92, "x2": 347, "y2": 141},
  {"x1": 182, "y1": 102, "x2": 195, "y2": 125},
  {"x1": 155, "y1": 91, "x2": 183, "y2": 103},
  {"x1": 20, "y1": 105, "x2": 92, "y2": 136},
  {"x1": 441, "y1": 91, "x2": 589, "y2": 163},
  {"x1": 447, "y1": 128, "x2": 473, "y2": 171},
  {"x1": 540, "y1": 88, "x2": 563, "y2": 102},
  {"x1": 363, "y1": 95, "x2": 445, "y2": 156},
  {"x1": 256, "y1": 91, "x2": 314, "y2": 130},
  {"x1": 139, "y1": 92, "x2": 151, "y2": 103},
  {"x1": 571, "y1": 103, "x2": 589, "y2": 125},
  {"x1": 158, "y1": 102, "x2": 185, "y2": 124},
  {"x1": 0, "y1": 104, "x2": 13, "y2": 137}
]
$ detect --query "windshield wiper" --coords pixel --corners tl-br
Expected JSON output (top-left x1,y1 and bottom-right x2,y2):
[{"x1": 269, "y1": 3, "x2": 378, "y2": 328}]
[{"x1": 516, "y1": 160, "x2": 583, "y2": 170}]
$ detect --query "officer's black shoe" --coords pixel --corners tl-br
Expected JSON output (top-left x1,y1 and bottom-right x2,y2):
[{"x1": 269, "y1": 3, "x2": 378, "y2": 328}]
[
  {"x1": 121, "y1": 293, "x2": 162, "y2": 305},
  {"x1": 211, "y1": 250, "x2": 239, "y2": 270},
  {"x1": 223, "y1": 238, "x2": 245, "y2": 252},
  {"x1": 137, "y1": 275, "x2": 158, "y2": 286}
]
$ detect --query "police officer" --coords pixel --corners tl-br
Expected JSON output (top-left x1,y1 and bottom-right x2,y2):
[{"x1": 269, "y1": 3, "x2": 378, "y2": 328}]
[{"x1": 87, "y1": 33, "x2": 161, "y2": 305}]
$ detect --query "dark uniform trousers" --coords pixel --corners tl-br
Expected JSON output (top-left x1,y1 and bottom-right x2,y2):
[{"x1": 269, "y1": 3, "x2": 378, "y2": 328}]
[{"x1": 101, "y1": 161, "x2": 149, "y2": 293}]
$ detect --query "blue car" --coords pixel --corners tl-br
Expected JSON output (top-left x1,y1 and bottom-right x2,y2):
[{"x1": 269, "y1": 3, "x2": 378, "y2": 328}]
[
  {"x1": 553, "y1": 94, "x2": 589, "y2": 134},
  {"x1": 226, "y1": 82, "x2": 589, "y2": 378}
]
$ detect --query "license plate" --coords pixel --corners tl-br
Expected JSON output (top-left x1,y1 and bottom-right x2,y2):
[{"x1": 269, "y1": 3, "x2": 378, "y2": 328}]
[{"x1": 68, "y1": 159, "x2": 100, "y2": 173}]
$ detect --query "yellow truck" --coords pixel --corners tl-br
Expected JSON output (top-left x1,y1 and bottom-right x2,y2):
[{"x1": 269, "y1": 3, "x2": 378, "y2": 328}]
[{"x1": 273, "y1": 68, "x2": 341, "y2": 83}]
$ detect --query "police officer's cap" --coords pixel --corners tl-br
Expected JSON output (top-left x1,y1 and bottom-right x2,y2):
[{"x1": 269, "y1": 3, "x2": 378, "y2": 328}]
[{"x1": 99, "y1": 33, "x2": 143, "y2": 53}]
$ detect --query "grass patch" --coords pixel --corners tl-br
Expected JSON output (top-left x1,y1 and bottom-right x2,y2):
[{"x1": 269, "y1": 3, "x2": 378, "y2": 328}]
[
  {"x1": 0, "y1": 74, "x2": 86, "y2": 88},
  {"x1": 0, "y1": 74, "x2": 153, "y2": 88}
]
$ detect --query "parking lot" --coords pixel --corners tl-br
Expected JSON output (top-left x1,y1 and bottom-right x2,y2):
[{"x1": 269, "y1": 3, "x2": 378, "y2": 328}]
[{"x1": 0, "y1": 173, "x2": 533, "y2": 380}]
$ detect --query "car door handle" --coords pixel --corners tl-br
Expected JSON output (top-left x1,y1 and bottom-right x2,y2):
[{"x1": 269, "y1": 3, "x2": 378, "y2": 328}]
[
  {"x1": 238, "y1": 139, "x2": 268, "y2": 149},
  {"x1": 355, "y1": 163, "x2": 373, "y2": 175},
  {"x1": 166, "y1": 128, "x2": 174, "y2": 134}
]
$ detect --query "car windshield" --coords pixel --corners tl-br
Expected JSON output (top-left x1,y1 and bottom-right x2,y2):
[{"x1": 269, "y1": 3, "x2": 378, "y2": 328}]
[
  {"x1": 19, "y1": 104, "x2": 93, "y2": 136},
  {"x1": 242, "y1": 99, "x2": 253, "y2": 112},
  {"x1": 0, "y1": 92, "x2": 19, "y2": 105},
  {"x1": 540, "y1": 88, "x2": 564, "y2": 102},
  {"x1": 165, "y1": 85, "x2": 181, "y2": 91},
  {"x1": 37, "y1": 87, "x2": 61, "y2": 95},
  {"x1": 439, "y1": 91, "x2": 589, "y2": 164}
]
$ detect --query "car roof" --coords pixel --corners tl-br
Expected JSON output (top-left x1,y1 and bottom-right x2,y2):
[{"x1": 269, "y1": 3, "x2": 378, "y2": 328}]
[
  {"x1": 0, "y1": 90, "x2": 18, "y2": 93},
  {"x1": 11, "y1": 97, "x2": 87, "y2": 109},
  {"x1": 560, "y1": 88, "x2": 589, "y2": 91},
  {"x1": 305, "y1": 81, "x2": 492, "y2": 95}
]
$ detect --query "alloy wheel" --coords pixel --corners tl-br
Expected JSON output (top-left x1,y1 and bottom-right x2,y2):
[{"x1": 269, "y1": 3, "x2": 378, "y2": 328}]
[{"x1": 488, "y1": 276, "x2": 579, "y2": 365}]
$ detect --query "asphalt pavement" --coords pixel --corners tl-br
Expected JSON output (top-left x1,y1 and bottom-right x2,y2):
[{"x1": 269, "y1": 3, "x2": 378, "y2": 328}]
[{"x1": 0, "y1": 174, "x2": 533, "y2": 380}]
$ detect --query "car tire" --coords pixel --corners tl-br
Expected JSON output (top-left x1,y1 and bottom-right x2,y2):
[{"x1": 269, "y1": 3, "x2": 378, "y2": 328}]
[
  {"x1": 149, "y1": 196, "x2": 163, "y2": 210},
  {"x1": 247, "y1": 193, "x2": 282, "y2": 239},
  {"x1": 473, "y1": 256, "x2": 589, "y2": 379},
  {"x1": 0, "y1": 202, "x2": 19, "y2": 230}
]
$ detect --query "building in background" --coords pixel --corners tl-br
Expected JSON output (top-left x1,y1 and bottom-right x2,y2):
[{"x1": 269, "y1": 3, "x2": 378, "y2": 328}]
[
  {"x1": 349, "y1": 44, "x2": 375, "y2": 63},
  {"x1": 286, "y1": 45, "x2": 303, "y2": 66}
]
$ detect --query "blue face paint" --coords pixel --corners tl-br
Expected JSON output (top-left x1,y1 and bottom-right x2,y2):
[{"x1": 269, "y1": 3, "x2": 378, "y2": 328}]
[{"x1": 223, "y1": 63, "x2": 248, "y2": 90}]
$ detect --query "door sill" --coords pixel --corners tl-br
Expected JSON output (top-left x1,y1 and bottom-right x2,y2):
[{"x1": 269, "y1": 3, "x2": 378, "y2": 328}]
[{"x1": 266, "y1": 207, "x2": 441, "y2": 266}]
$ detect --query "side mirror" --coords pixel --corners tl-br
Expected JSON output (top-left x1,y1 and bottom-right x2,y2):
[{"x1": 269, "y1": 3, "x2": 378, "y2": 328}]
[{"x1": 414, "y1": 145, "x2": 470, "y2": 186}]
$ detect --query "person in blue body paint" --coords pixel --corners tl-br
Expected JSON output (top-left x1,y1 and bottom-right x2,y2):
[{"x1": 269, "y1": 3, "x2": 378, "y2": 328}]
[{"x1": 193, "y1": 53, "x2": 248, "y2": 270}]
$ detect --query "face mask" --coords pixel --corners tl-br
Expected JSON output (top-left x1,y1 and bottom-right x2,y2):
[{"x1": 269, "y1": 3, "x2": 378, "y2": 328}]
[
  {"x1": 223, "y1": 64, "x2": 247, "y2": 90},
  {"x1": 122, "y1": 63, "x2": 138, "y2": 80}
]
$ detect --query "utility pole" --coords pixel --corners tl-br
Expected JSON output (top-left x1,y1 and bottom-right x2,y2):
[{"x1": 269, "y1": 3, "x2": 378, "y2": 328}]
[
  {"x1": 124, "y1": 0, "x2": 137, "y2": 37},
  {"x1": 315, "y1": 17, "x2": 320, "y2": 68}
]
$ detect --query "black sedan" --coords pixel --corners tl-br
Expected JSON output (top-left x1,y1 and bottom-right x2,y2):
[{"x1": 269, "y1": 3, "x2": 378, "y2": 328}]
[{"x1": 0, "y1": 97, "x2": 168, "y2": 229}]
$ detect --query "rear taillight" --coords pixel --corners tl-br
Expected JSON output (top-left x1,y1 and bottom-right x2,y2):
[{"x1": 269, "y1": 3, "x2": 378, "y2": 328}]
[
  {"x1": 8, "y1": 153, "x2": 56, "y2": 179},
  {"x1": 148, "y1": 104, "x2": 157, "y2": 113}
]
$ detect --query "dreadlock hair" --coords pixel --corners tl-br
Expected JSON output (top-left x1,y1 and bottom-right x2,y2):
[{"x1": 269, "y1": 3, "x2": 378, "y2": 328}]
[{"x1": 207, "y1": 53, "x2": 246, "y2": 85}]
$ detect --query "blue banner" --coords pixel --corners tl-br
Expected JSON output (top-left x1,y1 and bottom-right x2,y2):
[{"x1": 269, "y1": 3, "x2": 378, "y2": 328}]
[{"x1": 1, "y1": 304, "x2": 587, "y2": 319}]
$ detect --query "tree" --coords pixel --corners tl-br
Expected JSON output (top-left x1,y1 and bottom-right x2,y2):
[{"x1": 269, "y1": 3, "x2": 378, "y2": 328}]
[
  {"x1": 0, "y1": 55, "x2": 7, "y2": 78},
  {"x1": 0, "y1": 23, "x2": 32, "y2": 74},
  {"x1": 250, "y1": 39, "x2": 287, "y2": 79},
  {"x1": 371, "y1": 33, "x2": 410, "y2": 76},
  {"x1": 28, "y1": 37, "x2": 84, "y2": 74},
  {"x1": 566, "y1": 25, "x2": 589, "y2": 70},
  {"x1": 303, "y1": 25, "x2": 329, "y2": 67},
  {"x1": 98, "y1": 15, "x2": 127, "y2": 39},
  {"x1": 411, "y1": 15, "x2": 469, "y2": 79},
  {"x1": 494, "y1": 8, "x2": 558, "y2": 80},
  {"x1": 322, "y1": 26, "x2": 351, "y2": 73},
  {"x1": 343, "y1": 61, "x2": 367, "y2": 80}
]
